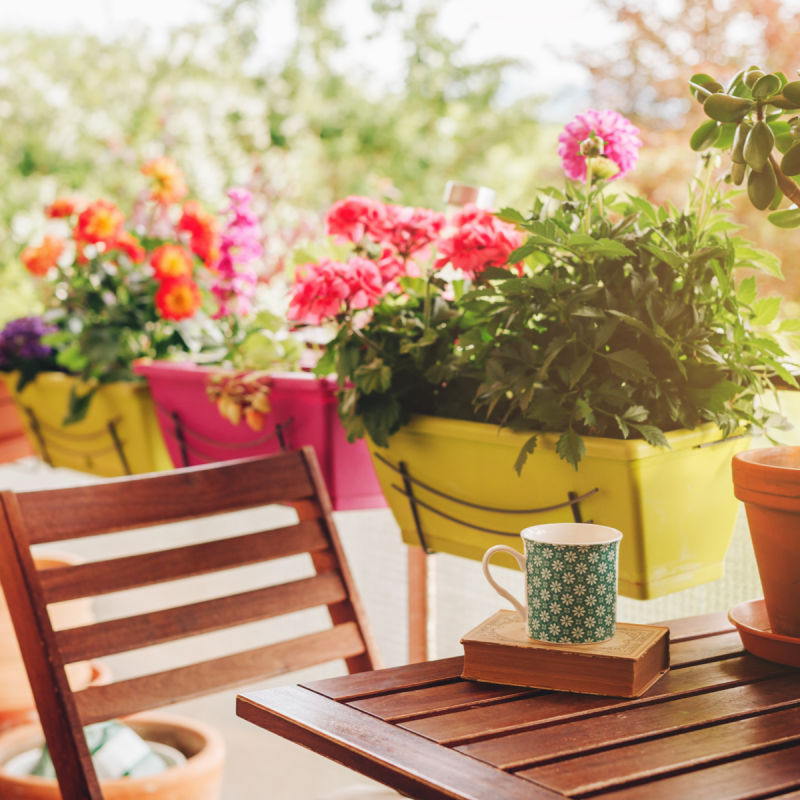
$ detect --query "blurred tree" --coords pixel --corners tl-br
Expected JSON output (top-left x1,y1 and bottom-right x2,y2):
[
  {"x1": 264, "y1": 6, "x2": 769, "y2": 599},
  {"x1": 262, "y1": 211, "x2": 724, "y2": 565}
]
[
  {"x1": 576, "y1": 0, "x2": 800, "y2": 299},
  {"x1": 0, "y1": 0, "x2": 548, "y2": 323}
]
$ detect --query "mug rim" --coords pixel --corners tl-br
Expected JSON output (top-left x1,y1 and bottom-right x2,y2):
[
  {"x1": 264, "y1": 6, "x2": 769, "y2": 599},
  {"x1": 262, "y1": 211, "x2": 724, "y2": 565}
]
[{"x1": 521, "y1": 522, "x2": 623, "y2": 546}]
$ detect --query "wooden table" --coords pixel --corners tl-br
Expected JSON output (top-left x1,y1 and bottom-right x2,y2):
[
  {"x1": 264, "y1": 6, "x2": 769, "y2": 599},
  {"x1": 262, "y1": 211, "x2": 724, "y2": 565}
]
[{"x1": 236, "y1": 611, "x2": 800, "y2": 800}]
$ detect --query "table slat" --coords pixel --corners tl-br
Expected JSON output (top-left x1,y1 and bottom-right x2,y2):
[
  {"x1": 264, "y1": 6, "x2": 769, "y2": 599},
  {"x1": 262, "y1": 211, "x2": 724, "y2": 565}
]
[
  {"x1": 458, "y1": 674, "x2": 800, "y2": 770},
  {"x1": 657, "y1": 610, "x2": 735, "y2": 642},
  {"x1": 593, "y1": 742, "x2": 800, "y2": 800},
  {"x1": 302, "y1": 656, "x2": 465, "y2": 701},
  {"x1": 403, "y1": 656, "x2": 792, "y2": 746},
  {"x1": 669, "y1": 631, "x2": 744, "y2": 666},
  {"x1": 350, "y1": 681, "x2": 539, "y2": 722},
  {"x1": 236, "y1": 687, "x2": 563, "y2": 800},
  {"x1": 520, "y1": 705, "x2": 800, "y2": 795}
]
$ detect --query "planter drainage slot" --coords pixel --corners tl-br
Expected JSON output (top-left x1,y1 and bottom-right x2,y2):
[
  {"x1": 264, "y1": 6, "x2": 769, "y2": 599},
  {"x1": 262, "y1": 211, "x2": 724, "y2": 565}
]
[
  {"x1": 373, "y1": 452, "x2": 598, "y2": 554},
  {"x1": 23, "y1": 407, "x2": 130, "y2": 474},
  {"x1": 153, "y1": 400, "x2": 294, "y2": 467}
]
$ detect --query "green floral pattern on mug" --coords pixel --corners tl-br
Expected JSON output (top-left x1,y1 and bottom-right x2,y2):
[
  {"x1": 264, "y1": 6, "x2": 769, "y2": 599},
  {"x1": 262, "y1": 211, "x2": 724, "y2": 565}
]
[{"x1": 525, "y1": 540, "x2": 619, "y2": 644}]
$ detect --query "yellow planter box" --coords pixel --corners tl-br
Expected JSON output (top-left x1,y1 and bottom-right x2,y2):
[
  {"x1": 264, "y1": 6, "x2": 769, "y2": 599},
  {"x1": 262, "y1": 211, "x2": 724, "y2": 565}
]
[
  {"x1": 369, "y1": 415, "x2": 751, "y2": 600},
  {"x1": 1, "y1": 373, "x2": 171, "y2": 478}
]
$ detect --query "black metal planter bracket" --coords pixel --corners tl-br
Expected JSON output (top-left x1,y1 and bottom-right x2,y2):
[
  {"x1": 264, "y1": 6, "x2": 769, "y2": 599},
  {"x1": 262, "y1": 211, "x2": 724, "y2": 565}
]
[{"x1": 372, "y1": 452, "x2": 600, "y2": 552}]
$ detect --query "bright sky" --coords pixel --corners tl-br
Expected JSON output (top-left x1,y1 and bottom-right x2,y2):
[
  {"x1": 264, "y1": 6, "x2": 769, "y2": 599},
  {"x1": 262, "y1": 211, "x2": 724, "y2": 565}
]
[{"x1": 0, "y1": 0, "x2": 619, "y2": 107}]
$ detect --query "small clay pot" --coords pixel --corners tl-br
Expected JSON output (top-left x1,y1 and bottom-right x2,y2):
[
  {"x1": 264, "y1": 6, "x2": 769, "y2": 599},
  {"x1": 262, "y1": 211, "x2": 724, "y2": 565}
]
[
  {"x1": 732, "y1": 447, "x2": 800, "y2": 638},
  {"x1": 0, "y1": 711, "x2": 225, "y2": 799}
]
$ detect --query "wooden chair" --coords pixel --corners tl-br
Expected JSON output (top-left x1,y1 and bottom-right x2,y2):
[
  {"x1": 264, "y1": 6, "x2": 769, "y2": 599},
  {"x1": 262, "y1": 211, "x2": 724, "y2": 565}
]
[{"x1": 0, "y1": 447, "x2": 381, "y2": 799}]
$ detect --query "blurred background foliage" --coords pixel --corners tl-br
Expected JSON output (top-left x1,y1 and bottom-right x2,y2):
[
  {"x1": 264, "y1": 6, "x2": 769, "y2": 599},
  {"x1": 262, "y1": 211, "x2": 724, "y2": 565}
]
[
  {"x1": 3, "y1": 0, "x2": 800, "y2": 326},
  {"x1": 0, "y1": 0, "x2": 549, "y2": 324}
]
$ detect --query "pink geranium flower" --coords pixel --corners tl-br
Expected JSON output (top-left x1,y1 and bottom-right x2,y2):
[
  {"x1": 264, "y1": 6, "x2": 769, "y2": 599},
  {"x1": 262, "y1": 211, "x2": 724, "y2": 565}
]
[
  {"x1": 288, "y1": 258, "x2": 352, "y2": 325},
  {"x1": 326, "y1": 196, "x2": 388, "y2": 244},
  {"x1": 383, "y1": 205, "x2": 446, "y2": 259},
  {"x1": 435, "y1": 205, "x2": 523, "y2": 279},
  {"x1": 345, "y1": 256, "x2": 384, "y2": 310},
  {"x1": 558, "y1": 109, "x2": 642, "y2": 182}
]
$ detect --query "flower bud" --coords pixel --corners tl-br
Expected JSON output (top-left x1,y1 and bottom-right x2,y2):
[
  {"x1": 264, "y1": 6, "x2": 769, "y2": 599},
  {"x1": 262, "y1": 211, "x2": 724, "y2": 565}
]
[
  {"x1": 579, "y1": 133, "x2": 604, "y2": 158},
  {"x1": 591, "y1": 157, "x2": 620, "y2": 180}
]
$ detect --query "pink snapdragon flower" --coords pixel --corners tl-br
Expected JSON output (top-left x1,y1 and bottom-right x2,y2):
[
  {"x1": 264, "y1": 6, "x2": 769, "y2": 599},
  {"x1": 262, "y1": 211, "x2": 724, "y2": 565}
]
[
  {"x1": 558, "y1": 109, "x2": 642, "y2": 182},
  {"x1": 288, "y1": 256, "x2": 383, "y2": 324},
  {"x1": 326, "y1": 196, "x2": 388, "y2": 244},
  {"x1": 211, "y1": 188, "x2": 263, "y2": 318},
  {"x1": 435, "y1": 205, "x2": 523, "y2": 278}
]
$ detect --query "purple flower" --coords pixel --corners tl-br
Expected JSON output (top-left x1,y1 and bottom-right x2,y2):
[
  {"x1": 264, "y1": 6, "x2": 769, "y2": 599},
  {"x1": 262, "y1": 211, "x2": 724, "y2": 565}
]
[
  {"x1": 211, "y1": 188, "x2": 264, "y2": 318},
  {"x1": 0, "y1": 317, "x2": 57, "y2": 368},
  {"x1": 558, "y1": 109, "x2": 642, "y2": 182}
]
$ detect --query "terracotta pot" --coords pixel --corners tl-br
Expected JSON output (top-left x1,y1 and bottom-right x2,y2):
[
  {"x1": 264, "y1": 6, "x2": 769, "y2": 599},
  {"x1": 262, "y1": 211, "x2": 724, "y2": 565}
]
[
  {"x1": 732, "y1": 446, "x2": 800, "y2": 638},
  {"x1": 0, "y1": 381, "x2": 33, "y2": 464},
  {"x1": 0, "y1": 711, "x2": 225, "y2": 799},
  {"x1": 0, "y1": 553, "x2": 94, "y2": 726}
]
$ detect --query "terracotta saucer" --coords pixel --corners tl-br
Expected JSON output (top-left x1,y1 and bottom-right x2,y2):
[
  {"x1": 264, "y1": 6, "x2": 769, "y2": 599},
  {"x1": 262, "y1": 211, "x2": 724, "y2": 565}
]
[{"x1": 729, "y1": 599, "x2": 800, "y2": 668}]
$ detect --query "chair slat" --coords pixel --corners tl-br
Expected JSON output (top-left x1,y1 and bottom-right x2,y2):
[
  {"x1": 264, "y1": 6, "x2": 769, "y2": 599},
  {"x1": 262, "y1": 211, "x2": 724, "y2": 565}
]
[
  {"x1": 19, "y1": 452, "x2": 315, "y2": 543},
  {"x1": 75, "y1": 622, "x2": 366, "y2": 725},
  {"x1": 40, "y1": 518, "x2": 328, "y2": 603},
  {"x1": 57, "y1": 572, "x2": 347, "y2": 663}
]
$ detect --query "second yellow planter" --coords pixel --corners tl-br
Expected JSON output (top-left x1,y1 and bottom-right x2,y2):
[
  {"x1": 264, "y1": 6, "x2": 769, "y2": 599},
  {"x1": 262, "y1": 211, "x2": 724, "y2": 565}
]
[
  {"x1": 369, "y1": 415, "x2": 751, "y2": 600},
  {"x1": 2, "y1": 372, "x2": 171, "y2": 478}
]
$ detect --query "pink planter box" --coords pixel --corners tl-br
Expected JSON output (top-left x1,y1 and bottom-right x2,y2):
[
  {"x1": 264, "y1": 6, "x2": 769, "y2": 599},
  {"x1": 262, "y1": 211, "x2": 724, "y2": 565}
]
[{"x1": 134, "y1": 361, "x2": 386, "y2": 511}]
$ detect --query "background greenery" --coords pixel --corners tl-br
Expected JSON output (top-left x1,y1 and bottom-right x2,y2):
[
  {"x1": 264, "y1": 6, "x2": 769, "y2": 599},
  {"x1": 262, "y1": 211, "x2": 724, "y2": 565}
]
[{"x1": 0, "y1": 0, "x2": 551, "y2": 325}]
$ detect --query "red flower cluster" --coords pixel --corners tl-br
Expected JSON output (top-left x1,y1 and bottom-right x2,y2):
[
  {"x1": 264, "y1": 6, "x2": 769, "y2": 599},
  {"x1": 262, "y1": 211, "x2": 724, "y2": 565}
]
[
  {"x1": 46, "y1": 197, "x2": 84, "y2": 219},
  {"x1": 178, "y1": 200, "x2": 221, "y2": 268},
  {"x1": 141, "y1": 157, "x2": 188, "y2": 206},
  {"x1": 288, "y1": 257, "x2": 382, "y2": 325},
  {"x1": 154, "y1": 279, "x2": 202, "y2": 321},
  {"x1": 435, "y1": 205, "x2": 523, "y2": 278}
]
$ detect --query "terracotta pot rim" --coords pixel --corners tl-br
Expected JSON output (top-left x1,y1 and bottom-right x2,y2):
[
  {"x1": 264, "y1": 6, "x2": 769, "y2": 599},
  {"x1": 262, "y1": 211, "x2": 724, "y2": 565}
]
[{"x1": 0, "y1": 711, "x2": 225, "y2": 789}]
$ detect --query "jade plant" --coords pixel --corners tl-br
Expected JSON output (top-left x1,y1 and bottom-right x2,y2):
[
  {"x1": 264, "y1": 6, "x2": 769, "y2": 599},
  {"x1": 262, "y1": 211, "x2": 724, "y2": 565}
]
[{"x1": 690, "y1": 67, "x2": 800, "y2": 226}]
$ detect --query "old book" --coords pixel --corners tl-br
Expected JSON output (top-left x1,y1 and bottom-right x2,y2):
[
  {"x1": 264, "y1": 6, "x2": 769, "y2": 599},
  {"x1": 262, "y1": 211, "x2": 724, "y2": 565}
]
[{"x1": 461, "y1": 610, "x2": 670, "y2": 698}]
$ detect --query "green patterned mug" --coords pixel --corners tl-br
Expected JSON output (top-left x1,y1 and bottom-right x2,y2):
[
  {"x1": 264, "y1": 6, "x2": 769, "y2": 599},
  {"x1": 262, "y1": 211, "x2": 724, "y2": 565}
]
[{"x1": 482, "y1": 523, "x2": 623, "y2": 644}]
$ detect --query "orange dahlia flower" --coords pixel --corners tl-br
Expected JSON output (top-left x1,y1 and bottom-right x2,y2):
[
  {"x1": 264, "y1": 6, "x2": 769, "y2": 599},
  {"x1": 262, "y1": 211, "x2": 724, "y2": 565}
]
[
  {"x1": 151, "y1": 244, "x2": 194, "y2": 280},
  {"x1": 141, "y1": 157, "x2": 188, "y2": 205},
  {"x1": 74, "y1": 200, "x2": 125, "y2": 245},
  {"x1": 155, "y1": 278, "x2": 202, "y2": 320},
  {"x1": 46, "y1": 197, "x2": 83, "y2": 219},
  {"x1": 21, "y1": 236, "x2": 65, "y2": 276},
  {"x1": 178, "y1": 200, "x2": 220, "y2": 267}
]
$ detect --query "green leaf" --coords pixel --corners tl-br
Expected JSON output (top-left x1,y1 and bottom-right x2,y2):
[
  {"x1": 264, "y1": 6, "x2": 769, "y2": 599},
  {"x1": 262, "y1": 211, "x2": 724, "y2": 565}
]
[
  {"x1": 734, "y1": 243, "x2": 784, "y2": 278},
  {"x1": 353, "y1": 359, "x2": 392, "y2": 395},
  {"x1": 779, "y1": 319, "x2": 800, "y2": 333},
  {"x1": 751, "y1": 297, "x2": 781, "y2": 327},
  {"x1": 569, "y1": 352, "x2": 593, "y2": 388},
  {"x1": 584, "y1": 239, "x2": 634, "y2": 257},
  {"x1": 313, "y1": 346, "x2": 337, "y2": 378},
  {"x1": 495, "y1": 208, "x2": 527, "y2": 225},
  {"x1": 571, "y1": 307, "x2": 606, "y2": 318},
  {"x1": 574, "y1": 397, "x2": 596, "y2": 427},
  {"x1": 695, "y1": 343, "x2": 726, "y2": 364},
  {"x1": 690, "y1": 119, "x2": 721, "y2": 151},
  {"x1": 63, "y1": 386, "x2": 97, "y2": 426},
  {"x1": 513, "y1": 434, "x2": 538, "y2": 476},
  {"x1": 627, "y1": 195, "x2": 659, "y2": 224},
  {"x1": 622, "y1": 405, "x2": 649, "y2": 422},
  {"x1": 629, "y1": 423, "x2": 671, "y2": 450},
  {"x1": 768, "y1": 208, "x2": 800, "y2": 229},
  {"x1": 737, "y1": 276, "x2": 757, "y2": 306},
  {"x1": 604, "y1": 349, "x2": 655, "y2": 381},
  {"x1": 642, "y1": 243, "x2": 684, "y2": 269},
  {"x1": 360, "y1": 394, "x2": 403, "y2": 448},
  {"x1": 555, "y1": 427, "x2": 586, "y2": 471}
]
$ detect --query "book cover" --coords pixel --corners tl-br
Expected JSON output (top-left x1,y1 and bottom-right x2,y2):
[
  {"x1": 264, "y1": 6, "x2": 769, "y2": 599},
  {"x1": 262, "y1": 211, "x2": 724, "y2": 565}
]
[{"x1": 461, "y1": 610, "x2": 670, "y2": 698}]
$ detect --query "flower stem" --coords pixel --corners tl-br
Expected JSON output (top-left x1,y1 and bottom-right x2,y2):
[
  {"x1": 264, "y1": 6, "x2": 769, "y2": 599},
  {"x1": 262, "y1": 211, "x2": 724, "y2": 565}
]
[{"x1": 584, "y1": 159, "x2": 594, "y2": 235}]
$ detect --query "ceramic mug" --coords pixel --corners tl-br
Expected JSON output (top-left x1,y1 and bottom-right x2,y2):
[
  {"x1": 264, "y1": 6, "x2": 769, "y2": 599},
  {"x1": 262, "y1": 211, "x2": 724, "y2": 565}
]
[{"x1": 482, "y1": 523, "x2": 623, "y2": 644}]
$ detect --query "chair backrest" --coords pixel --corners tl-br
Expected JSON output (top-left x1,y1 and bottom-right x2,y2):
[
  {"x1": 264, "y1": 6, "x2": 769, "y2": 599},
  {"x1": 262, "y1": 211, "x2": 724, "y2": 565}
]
[{"x1": 0, "y1": 447, "x2": 380, "y2": 799}]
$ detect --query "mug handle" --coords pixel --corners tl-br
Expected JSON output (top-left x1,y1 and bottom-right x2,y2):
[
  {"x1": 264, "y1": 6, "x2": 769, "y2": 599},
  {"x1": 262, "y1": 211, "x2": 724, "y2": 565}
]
[{"x1": 482, "y1": 545, "x2": 528, "y2": 625}]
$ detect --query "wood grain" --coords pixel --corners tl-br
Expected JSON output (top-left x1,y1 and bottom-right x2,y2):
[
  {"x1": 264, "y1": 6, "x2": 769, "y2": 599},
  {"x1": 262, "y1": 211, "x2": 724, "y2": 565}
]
[
  {"x1": 595, "y1": 742, "x2": 800, "y2": 800},
  {"x1": 520, "y1": 705, "x2": 800, "y2": 794},
  {"x1": 350, "y1": 680, "x2": 539, "y2": 722},
  {"x1": 659, "y1": 610, "x2": 735, "y2": 642},
  {"x1": 404, "y1": 655, "x2": 791, "y2": 746},
  {"x1": 39, "y1": 518, "x2": 329, "y2": 603},
  {"x1": 57, "y1": 571, "x2": 347, "y2": 663},
  {"x1": 304, "y1": 656, "x2": 465, "y2": 701},
  {"x1": 77, "y1": 623, "x2": 366, "y2": 725},
  {"x1": 669, "y1": 630, "x2": 744, "y2": 666},
  {"x1": 237, "y1": 686, "x2": 564, "y2": 800},
  {"x1": 457, "y1": 674, "x2": 800, "y2": 769},
  {"x1": 18, "y1": 451, "x2": 314, "y2": 543}
]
